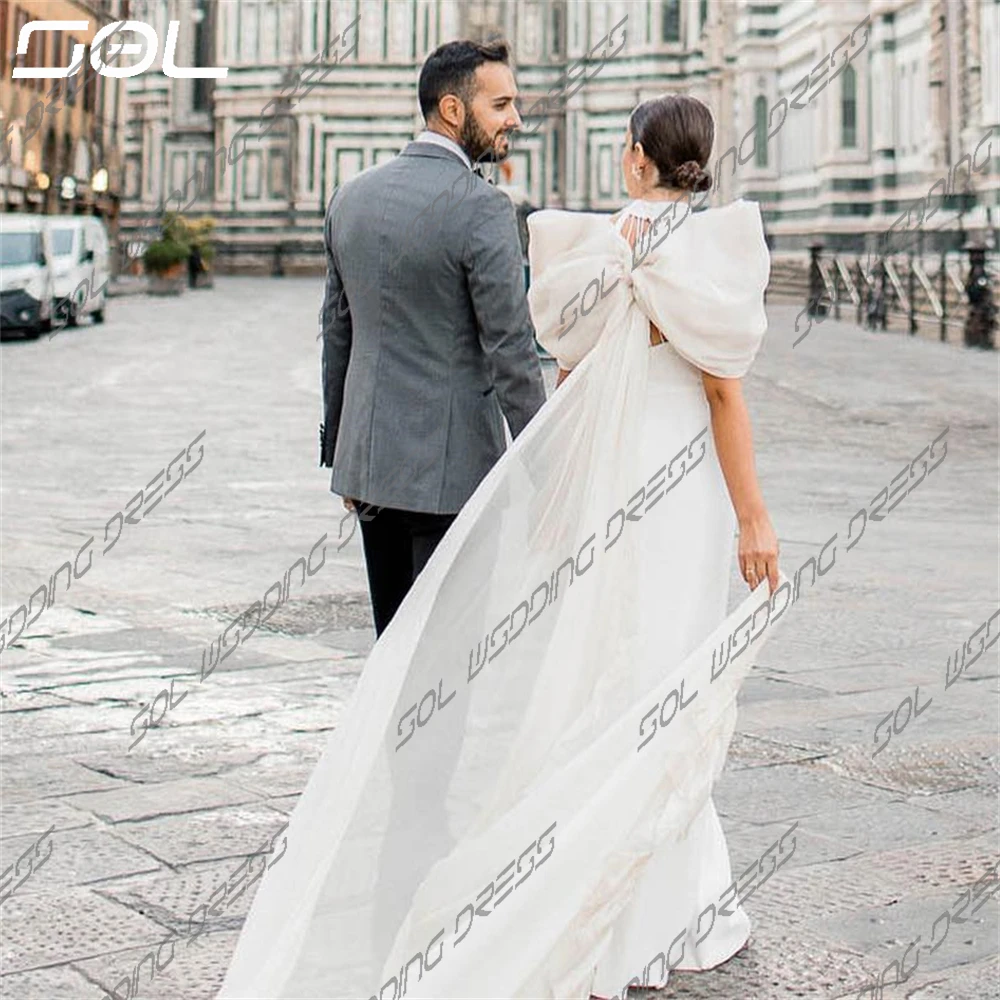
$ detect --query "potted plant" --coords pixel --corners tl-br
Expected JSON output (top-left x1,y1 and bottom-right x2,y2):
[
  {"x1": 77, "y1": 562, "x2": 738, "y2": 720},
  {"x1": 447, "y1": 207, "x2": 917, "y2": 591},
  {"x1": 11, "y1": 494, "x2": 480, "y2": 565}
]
[{"x1": 143, "y1": 212, "x2": 190, "y2": 295}]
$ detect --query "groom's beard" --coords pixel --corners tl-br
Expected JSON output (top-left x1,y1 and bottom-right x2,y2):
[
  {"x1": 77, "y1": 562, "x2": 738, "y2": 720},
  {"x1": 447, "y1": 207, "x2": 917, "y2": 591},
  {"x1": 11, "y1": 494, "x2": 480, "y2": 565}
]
[{"x1": 460, "y1": 114, "x2": 509, "y2": 165}]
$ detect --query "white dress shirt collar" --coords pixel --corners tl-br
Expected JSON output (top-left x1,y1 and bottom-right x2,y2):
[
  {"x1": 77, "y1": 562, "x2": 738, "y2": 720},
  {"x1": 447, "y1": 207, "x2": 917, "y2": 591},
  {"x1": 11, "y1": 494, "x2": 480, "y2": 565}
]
[{"x1": 415, "y1": 129, "x2": 473, "y2": 171}]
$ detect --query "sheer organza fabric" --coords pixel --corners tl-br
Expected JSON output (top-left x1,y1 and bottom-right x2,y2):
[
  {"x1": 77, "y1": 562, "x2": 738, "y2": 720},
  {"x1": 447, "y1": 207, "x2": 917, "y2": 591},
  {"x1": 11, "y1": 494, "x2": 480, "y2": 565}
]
[{"x1": 218, "y1": 198, "x2": 774, "y2": 999}]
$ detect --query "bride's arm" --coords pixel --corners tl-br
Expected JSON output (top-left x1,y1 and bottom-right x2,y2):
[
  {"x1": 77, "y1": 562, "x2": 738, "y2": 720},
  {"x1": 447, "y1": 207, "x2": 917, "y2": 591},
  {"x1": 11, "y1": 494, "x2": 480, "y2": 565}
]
[{"x1": 701, "y1": 372, "x2": 779, "y2": 593}]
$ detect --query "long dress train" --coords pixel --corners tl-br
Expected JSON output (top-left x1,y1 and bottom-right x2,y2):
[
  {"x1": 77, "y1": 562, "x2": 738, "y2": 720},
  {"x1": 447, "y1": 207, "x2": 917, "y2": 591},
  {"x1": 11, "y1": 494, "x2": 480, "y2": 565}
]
[{"x1": 217, "y1": 196, "x2": 776, "y2": 1000}]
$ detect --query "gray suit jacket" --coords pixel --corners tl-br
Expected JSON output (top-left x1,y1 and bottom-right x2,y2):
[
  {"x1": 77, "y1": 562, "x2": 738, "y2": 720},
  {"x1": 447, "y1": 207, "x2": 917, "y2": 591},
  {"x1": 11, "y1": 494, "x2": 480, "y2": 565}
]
[{"x1": 319, "y1": 141, "x2": 547, "y2": 514}]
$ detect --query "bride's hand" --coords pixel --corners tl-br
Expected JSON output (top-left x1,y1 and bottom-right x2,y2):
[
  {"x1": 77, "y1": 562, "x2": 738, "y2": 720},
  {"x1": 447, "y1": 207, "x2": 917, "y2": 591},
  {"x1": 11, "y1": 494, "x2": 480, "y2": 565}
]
[{"x1": 738, "y1": 514, "x2": 779, "y2": 593}]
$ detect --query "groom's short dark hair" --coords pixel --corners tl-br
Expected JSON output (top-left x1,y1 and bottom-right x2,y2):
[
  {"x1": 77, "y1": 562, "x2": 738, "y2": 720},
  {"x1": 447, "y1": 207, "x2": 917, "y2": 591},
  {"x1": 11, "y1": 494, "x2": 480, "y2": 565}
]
[{"x1": 418, "y1": 40, "x2": 510, "y2": 122}]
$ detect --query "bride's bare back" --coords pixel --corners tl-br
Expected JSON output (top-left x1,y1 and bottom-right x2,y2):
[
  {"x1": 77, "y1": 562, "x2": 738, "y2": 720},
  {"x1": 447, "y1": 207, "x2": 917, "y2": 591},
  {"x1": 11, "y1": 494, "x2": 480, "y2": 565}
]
[{"x1": 612, "y1": 211, "x2": 668, "y2": 347}]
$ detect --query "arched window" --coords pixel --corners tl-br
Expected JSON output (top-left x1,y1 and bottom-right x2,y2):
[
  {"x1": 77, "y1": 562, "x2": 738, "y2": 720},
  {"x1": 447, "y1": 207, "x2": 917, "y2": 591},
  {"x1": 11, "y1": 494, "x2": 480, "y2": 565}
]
[
  {"x1": 551, "y1": 3, "x2": 563, "y2": 57},
  {"x1": 754, "y1": 95, "x2": 769, "y2": 167},
  {"x1": 662, "y1": 0, "x2": 681, "y2": 42},
  {"x1": 192, "y1": 0, "x2": 211, "y2": 111},
  {"x1": 551, "y1": 124, "x2": 560, "y2": 194},
  {"x1": 841, "y1": 64, "x2": 858, "y2": 148},
  {"x1": 43, "y1": 130, "x2": 58, "y2": 178},
  {"x1": 61, "y1": 133, "x2": 73, "y2": 178}
]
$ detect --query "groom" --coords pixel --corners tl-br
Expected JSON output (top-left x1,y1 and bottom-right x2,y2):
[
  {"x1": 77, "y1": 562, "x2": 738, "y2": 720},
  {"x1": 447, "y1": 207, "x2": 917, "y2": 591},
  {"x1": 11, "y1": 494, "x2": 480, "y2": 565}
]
[{"x1": 319, "y1": 39, "x2": 547, "y2": 637}]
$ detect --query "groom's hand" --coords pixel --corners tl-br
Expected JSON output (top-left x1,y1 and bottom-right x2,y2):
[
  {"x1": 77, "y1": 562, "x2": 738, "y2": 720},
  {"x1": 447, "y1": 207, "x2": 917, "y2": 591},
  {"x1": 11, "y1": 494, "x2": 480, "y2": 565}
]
[{"x1": 343, "y1": 496, "x2": 356, "y2": 513}]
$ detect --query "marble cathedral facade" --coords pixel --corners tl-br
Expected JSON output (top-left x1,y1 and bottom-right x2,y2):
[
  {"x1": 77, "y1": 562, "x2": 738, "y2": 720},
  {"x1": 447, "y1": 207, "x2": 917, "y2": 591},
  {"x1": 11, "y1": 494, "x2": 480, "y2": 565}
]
[{"x1": 120, "y1": 0, "x2": 999, "y2": 271}]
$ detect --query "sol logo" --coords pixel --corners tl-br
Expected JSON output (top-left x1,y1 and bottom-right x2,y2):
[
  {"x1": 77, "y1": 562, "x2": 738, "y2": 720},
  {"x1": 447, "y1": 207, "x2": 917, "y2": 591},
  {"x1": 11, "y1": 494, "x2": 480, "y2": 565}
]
[{"x1": 12, "y1": 19, "x2": 229, "y2": 79}]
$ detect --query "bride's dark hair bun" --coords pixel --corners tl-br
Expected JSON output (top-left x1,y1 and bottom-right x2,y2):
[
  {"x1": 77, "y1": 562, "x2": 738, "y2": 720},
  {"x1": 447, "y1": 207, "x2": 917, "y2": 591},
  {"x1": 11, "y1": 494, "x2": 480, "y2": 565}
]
[
  {"x1": 670, "y1": 160, "x2": 711, "y2": 192},
  {"x1": 629, "y1": 94, "x2": 715, "y2": 195}
]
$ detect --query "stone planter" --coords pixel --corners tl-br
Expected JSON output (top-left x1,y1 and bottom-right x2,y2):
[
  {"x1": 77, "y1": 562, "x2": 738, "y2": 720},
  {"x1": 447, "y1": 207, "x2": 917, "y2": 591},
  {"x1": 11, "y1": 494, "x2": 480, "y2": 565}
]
[
  {"x1": 190, "y1": 265, "x2": 214, "y2": 289},
  {"x1": 147, "y1": 261, "x2": 187, "y2": 296}
]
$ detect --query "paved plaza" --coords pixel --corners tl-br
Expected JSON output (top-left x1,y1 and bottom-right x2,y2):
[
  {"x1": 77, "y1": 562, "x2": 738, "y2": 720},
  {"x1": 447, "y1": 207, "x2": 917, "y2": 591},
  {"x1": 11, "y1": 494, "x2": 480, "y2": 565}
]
[{"x1": 1, "y1": 278, "x2": 997, "y2": 999}]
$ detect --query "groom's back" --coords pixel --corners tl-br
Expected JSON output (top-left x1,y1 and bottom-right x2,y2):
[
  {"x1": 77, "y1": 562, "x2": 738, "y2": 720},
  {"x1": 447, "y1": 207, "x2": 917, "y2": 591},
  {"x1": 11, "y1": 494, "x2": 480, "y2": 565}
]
[
  {"x1": 333, "y1": 147, "x2": 488, "y2": 356},
  {"x1": 321, "y1": 140, "x2": 545, "y2": 515}
]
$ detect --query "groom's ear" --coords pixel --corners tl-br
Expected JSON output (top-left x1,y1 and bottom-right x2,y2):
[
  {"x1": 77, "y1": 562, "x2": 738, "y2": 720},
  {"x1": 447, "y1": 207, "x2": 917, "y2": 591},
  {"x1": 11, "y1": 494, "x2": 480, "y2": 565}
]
[{"x1": 435, "y1": 94, "x2": 465, "y2": 130}]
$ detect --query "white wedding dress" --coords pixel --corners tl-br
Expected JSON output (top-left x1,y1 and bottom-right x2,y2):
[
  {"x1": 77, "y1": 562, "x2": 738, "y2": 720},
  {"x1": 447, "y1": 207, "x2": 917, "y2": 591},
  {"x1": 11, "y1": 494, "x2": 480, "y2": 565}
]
[{"x1": 218, "y1": 197, "x2": 775, "y2": 1000}]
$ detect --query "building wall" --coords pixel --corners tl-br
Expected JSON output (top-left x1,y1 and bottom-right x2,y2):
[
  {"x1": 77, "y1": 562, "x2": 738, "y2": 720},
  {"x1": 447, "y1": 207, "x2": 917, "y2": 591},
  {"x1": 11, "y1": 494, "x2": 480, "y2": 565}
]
[
  {"x1": 731, "y1": 0, "x2": 1000, "y2": 252},
  {"x1": 118, "y1": 0, "x2": 999, "y2": 272},
  {"x1": 0, "y1": 0, "x2": 128, "y2": 221}
]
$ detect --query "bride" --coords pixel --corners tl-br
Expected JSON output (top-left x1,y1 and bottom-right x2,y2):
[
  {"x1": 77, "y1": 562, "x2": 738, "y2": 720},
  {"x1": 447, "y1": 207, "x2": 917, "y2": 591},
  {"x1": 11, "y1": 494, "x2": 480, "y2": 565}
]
[{"x1": 218, "y1": 94, "x2": 779, "y2": 1000}]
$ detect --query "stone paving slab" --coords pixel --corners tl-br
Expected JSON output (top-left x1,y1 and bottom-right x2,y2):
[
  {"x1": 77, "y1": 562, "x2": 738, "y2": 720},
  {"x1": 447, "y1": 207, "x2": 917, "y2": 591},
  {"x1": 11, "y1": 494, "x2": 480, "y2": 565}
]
[
  {"x1": 812, "y1": 737, "x2": 999, "y2": 797},
  {"x1": 260, "y1": 793, "x2": 300, "y2": 816},
  {"x1": 783, "y1": 831, "x2": 999, "y2": 912},
  {"x1": 915, "y1": 786, "x2": 1000, "y2": 827},
  {"x1": 820, "y1": 885, "x2": 998, "y2": 981},
  {"x1": 105, "y1": 714, "x2": 333, "y2": 766},
  {"x1": 715, "y1": 763, "x2": 895, "y2": 826},
  {"x1": 0, "y1": 965, "x2": 107, "y2": 999},
  {"x1": 71, "y1": 927, "x2": 238, "y2": 1000},
  {"x1": 2, "y1": 728, "x2": 135, "y2": 763},
  {"x1": 65, "y1": 776, "x2": 264, "y2": 826},
  {"x1": 640, "y1": 922, "x2": 864, "y2": 999},
  {"x1": 798, "y1": 798, "x2": 995, "y2": 859},
  {"x1": 220, "y1": 751, "x2": 323, "y2": 801},
  {"x1": 70, "y1": 744, "x2": 267, "y2": 787},
  {"x1": 0, "y1": 825, "x2": 161, "y2": 895},
  {"x1": 737, "y1": 673, "x2": 831, "y2": 706},
  {"x1": 772, "y1": 661, "x2": 940, "y2": 697},
  {"x1": 724, "y1": 731, "x2": 831, "y2": 771},
  {"x1": 132, "y1": 684, "x2": 302, "y2": 731},
  {"x1": 95, "y1": 853, "x2": 269, "y2": 931},
  {"x1": 108, "y1": 801, "x2": 291, "y2": 869},
  {"x1": 905, "y1": 953, "x2": 1000, "y2": 999},
  {"x1": 0, "y1": 703, "x2": 140, "y2": 746},
  {"x1": 0, "y1": 886, "x2": 167, "y2": 976},
  {"x1": 731, "y1": 820, "x2": 868, "y2": 873},
  {"x1": 0, "y1": 755, "x2": 127, "y2": 805},
  {"x1": 0, "y1": 798, "x2": 95, "y2": 842},
  {"x1": 192, "y1": 654, "x2": 363, "y2": 687},
  {"x1": 0, "y1": 690, "x2": 72, "y2": 713}
]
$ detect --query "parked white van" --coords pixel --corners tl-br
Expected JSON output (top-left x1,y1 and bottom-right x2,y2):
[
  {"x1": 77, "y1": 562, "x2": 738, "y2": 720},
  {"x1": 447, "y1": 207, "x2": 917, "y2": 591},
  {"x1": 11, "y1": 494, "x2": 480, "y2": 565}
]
[
  {"x1": 0, "y1": 214, "x2": 56, "y2": 340},
  {"x1": 45, "y1": 215, "x2": 111, "y2": 327}
]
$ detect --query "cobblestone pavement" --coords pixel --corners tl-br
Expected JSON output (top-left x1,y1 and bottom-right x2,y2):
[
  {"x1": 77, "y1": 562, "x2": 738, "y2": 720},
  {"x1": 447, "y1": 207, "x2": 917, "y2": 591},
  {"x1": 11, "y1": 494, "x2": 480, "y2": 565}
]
[{"x1": 1, "y1": 279, "x2": 997, "y2": 999}]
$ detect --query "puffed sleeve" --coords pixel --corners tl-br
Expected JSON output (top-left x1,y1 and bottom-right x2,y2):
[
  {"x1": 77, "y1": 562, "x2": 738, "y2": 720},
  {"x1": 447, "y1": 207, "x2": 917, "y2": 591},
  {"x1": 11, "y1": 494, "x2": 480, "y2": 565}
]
[
  {"x1": 631, "y1": 199, "x2": 771, "y2": 378},
  {"x1": 527, "y1": 210, "x2": 631, "y2": 372}
]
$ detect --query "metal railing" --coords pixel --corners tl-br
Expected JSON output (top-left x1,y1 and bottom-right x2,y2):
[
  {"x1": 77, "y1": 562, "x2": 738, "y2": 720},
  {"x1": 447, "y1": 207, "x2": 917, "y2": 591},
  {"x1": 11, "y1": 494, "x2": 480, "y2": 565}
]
[{"x1": 806, "y1": 244, "x2": 998, "y2": 348}]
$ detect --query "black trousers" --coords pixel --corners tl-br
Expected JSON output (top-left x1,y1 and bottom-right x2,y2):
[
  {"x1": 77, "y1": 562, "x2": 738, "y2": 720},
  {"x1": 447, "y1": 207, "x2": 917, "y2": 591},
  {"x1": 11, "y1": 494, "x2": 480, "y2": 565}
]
[{"x1": 356, "y1": 503, "x2": 457, "y2": 637}]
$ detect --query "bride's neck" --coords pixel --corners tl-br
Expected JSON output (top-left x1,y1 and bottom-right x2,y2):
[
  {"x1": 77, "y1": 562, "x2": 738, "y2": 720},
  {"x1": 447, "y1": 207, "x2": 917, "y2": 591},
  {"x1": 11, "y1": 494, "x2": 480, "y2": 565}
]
[{"x1": 635, "y1": 188, "x2": 688, "y2": 202}]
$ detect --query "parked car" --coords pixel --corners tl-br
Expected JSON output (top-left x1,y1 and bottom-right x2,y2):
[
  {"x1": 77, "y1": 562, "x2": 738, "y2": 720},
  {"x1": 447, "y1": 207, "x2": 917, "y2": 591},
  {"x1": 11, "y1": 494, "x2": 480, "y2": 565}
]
[
  {"x1": 0, "y1": 214, "x2": 56, "y2": 340},
  {"x1": 45, "y1": 215, "x2": 110, "y2": 326}
]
